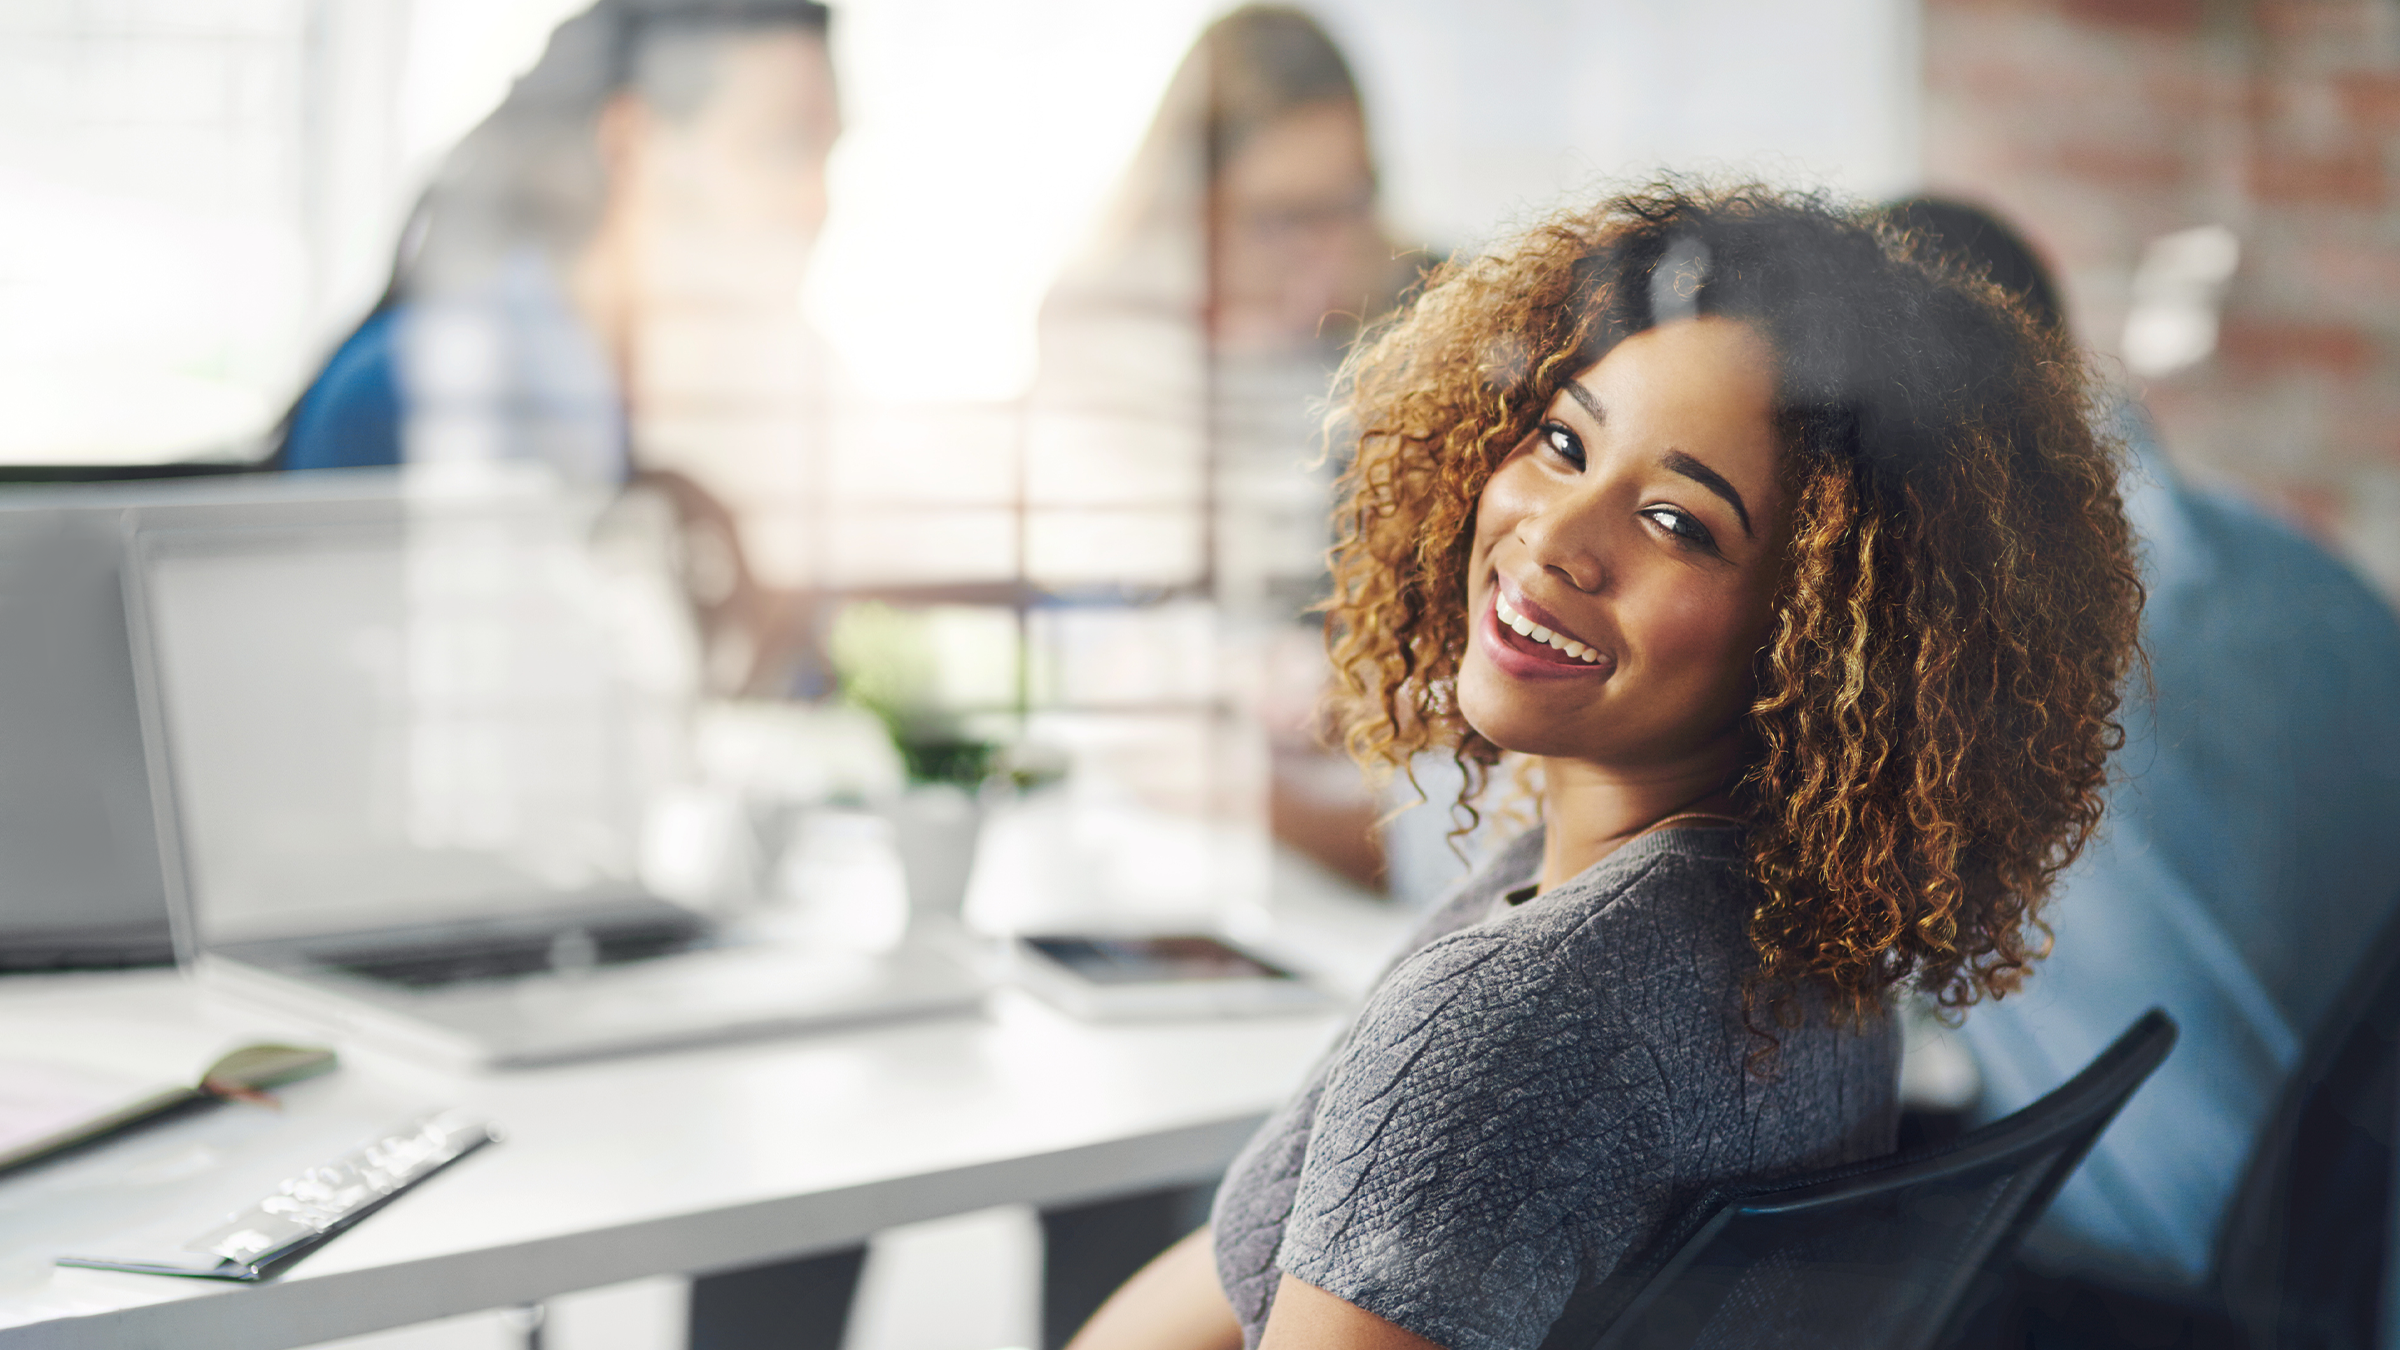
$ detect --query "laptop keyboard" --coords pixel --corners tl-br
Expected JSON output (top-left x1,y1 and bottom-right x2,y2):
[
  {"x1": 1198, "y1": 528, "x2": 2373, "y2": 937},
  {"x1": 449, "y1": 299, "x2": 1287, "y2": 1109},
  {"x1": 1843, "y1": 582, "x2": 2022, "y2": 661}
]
[{"x1": 316, "y1": 919, "x2": 710, "y2": 989}]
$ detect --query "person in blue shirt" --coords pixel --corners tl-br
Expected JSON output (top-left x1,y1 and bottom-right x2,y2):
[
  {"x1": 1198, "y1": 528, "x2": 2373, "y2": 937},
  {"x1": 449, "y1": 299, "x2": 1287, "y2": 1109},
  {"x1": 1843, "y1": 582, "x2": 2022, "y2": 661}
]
[
  {"x1": 281, "y1": 4, "x2": 863, "y2": 1343},
  {"x1": 1887, "y1": 197, "x2": 2400, "y2": 1313},
  {"x1": 282, "y1": 0, "x2": 841, "y2": 695},
  {"x1": 284, "y1": 0, "x2": 837, "y2": 482}
]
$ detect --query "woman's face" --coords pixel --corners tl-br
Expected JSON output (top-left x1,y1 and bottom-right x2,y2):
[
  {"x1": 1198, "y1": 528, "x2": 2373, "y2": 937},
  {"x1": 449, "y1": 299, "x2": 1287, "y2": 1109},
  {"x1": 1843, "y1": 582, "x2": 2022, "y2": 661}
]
[
  {"x1": 1458, "y1": 316, "x2": 1789, "y2": 775},
  {"x1": 1208, "y1": 100, "x2": 1378, "y2": 353}
]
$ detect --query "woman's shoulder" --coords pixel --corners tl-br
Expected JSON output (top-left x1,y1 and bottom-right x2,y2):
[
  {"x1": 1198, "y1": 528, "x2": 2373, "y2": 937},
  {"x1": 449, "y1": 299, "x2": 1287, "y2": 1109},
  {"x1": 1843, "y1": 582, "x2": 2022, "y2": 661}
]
[
  {"x1": 1387, "y1": 825, "x2": 1758, "y2": 1006},
  {"x1": 1277, "y1": 823, "x2": 1898, "y2": 1350},
  {"x1": 1338, "y1": 821, "x2": 1896, "y2": 1158},
  {"x1": 1320, "y1": 827, "x2": 1770, "y2": 1118}
]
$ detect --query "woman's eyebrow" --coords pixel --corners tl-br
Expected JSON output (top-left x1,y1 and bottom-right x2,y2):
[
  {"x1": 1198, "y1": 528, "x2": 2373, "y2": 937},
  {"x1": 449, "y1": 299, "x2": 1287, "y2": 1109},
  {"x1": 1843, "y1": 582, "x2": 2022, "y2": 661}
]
[
  {"x1": 1563, "y1": 381, "x2": 1605, "y2": 424},
  {"x1": 1662, "y1": 450, "x2": 1753, "y2": 537}
]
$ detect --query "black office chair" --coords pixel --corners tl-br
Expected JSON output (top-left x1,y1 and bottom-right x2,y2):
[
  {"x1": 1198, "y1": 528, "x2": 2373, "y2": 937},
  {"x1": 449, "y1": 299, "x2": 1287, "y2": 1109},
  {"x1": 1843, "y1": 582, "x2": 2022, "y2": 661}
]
[
  {"x1": 1536, "y1": 1009, "x2": 2176, "y2": 1350},
  {"x1": 2216, "y1": 892, "x2": 2400, "y2": 1350}
]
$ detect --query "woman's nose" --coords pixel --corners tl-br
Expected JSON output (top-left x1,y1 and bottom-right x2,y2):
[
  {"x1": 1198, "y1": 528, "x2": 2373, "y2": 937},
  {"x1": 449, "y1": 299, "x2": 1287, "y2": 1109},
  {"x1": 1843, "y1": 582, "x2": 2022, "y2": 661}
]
[{"x1": 1515, "y1": 488, "x2": 1612, "y2": 594}]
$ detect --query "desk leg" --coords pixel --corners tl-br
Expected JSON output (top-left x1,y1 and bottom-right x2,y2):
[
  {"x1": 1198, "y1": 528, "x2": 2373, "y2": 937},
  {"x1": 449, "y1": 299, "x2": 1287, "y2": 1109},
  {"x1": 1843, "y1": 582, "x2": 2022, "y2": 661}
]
[
  {"x1": 1040, "y1": 1184, "x2": 1215, "y2": 1350},
  {"x1": 689, "y1": 1245, "x2": 868, "y2": 1350}
]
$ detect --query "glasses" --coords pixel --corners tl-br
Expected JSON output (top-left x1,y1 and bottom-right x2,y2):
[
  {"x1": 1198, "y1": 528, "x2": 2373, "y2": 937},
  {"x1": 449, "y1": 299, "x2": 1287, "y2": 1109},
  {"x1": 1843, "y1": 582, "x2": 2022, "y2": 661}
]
[{"x1": 1218, "y1": 188, "x2": 1375, "y2": 254}]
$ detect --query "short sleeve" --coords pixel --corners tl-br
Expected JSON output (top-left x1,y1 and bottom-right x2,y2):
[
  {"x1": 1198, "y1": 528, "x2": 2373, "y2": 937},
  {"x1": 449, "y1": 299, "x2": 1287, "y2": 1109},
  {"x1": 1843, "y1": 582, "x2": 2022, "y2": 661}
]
[{"x1": 1273, "y1": 928, "x2": 1675, "y2": 1350}]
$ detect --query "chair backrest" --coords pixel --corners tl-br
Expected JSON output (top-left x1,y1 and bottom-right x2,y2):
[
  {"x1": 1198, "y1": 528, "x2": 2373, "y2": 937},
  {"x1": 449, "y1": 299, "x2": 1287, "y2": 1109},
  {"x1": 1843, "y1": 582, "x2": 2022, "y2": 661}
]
[
  {"x1": 1544, "y1": 1008, "x2": 2176, "y2": 1350},
  {"x1": 2217, "y1": 890, "x2": 2400, "y2": 1350}
]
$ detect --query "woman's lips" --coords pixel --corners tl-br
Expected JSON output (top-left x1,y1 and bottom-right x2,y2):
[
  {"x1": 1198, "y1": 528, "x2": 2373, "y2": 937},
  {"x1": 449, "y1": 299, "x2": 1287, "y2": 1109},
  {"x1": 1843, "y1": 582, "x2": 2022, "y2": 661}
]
[
  {"x1": 1496, "y1": 589, "x2": 1602, "y2": 662},
  {"x1": 1478, "y1": 586, "x2": 1614, "y2": 680}
]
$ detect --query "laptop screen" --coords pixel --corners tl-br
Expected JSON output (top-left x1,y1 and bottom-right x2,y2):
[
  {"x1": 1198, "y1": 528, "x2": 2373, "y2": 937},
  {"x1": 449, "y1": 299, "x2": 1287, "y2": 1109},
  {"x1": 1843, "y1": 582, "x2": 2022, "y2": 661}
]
[
  {"x1": 0, "y1": 500, "x2": 172, "y2": 965},
  {"x1": 0, "y1": 474, "x2": 436, "y2": 967},
  {"x1": 132, "y1": 499, "x2": 693, "y2": 946}
]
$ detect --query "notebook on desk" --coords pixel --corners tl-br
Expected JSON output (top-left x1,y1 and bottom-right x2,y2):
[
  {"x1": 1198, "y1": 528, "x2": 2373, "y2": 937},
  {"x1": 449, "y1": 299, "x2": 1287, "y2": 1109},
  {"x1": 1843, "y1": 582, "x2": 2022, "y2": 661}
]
[{"x1": 121, "y1": 485, "x2": 982, "y2": 1069}]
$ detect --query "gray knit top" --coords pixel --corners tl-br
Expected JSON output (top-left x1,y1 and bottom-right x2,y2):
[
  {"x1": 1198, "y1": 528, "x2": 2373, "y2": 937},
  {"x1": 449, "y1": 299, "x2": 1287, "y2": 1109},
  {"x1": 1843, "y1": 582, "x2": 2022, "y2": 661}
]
[{"x1": 1211, "y1": 824, "x2": 1899, "y2": 1350}]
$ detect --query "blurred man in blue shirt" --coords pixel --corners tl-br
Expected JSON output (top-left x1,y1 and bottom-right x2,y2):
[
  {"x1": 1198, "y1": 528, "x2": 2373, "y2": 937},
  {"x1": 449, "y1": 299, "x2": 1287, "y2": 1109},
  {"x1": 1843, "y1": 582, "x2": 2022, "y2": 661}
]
[
  {"x1": 1889, "y1": 198, "x2": 2400, "y2": 1301},
  {"x1": 283, "y1": 0, "x2": 836, "y2": 484},
  {"x1": 281, "y1": 0, "x2": 840, "y2": 696}
]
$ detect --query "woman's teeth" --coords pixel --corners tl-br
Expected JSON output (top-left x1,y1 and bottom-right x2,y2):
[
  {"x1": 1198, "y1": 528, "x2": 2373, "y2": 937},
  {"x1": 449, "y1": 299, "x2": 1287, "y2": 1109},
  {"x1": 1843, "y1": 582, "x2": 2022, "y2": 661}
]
[{"x1": 1495, "y1": 591, "x2": 1601, "y2": 663}]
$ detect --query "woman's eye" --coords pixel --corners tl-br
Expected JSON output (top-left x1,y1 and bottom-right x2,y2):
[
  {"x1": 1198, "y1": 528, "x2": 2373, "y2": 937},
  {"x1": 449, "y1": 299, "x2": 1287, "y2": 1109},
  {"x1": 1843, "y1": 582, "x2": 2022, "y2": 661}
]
[
  {"x1": 1640, "y1": 505, "x2": 1718, "y2": 552},
  {"x1": 1540, "y1": 422, "x2": 1585, "y2": 470}
]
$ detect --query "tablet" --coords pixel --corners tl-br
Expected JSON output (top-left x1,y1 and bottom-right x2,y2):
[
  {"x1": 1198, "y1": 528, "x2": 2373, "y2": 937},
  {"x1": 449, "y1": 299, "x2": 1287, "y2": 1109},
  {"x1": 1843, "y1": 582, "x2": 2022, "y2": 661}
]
[{"x1": 1009, "y1": 934, "x2": 1333, "y2": 1020}]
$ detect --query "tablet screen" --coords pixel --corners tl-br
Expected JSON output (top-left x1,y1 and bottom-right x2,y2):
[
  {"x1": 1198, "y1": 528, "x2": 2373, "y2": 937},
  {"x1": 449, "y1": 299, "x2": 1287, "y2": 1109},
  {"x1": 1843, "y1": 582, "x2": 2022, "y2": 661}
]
[{"x1": 1021, "y1": 935, "x2": 1294, "y2": 986}]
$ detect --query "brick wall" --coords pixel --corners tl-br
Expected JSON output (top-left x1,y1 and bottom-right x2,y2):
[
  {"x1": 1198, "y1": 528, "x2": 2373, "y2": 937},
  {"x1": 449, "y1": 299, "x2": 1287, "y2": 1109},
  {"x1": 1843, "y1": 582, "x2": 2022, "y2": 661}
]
[{"x1": 1923, "y1": 0, "x2": 2400, "y2": 599}]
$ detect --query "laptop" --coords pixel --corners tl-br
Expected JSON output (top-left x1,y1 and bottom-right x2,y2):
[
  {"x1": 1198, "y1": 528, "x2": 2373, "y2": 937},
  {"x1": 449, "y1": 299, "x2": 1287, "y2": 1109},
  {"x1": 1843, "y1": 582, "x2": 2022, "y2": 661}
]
[
  {"x1": 0, "y1": 473, "x2": 425, "y2": 972},
  {"x1": 121, "y1": 477, "x2": 982, "y2": 1068}
]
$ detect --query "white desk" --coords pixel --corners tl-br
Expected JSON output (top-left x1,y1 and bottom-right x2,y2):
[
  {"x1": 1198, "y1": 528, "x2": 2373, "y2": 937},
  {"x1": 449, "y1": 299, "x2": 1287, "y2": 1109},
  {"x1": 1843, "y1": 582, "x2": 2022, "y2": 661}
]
[{"x1": 0, "y1": 898, "x2": 1391, "y2": 1350}]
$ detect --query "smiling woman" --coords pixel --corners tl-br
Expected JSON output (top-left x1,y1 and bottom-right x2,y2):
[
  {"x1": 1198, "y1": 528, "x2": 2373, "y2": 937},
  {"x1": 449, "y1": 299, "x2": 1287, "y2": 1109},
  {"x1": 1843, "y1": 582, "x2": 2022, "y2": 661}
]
[
  {"x1": 1329, "y1": 185, "x2": 2143, "y2": 1028},
  {"x1": 1456, "y1": 315, "x2": 1789, "y2": 863},
  {"x1": 1060, "y1": 184, "x2": 2144, "y2": 1350}
]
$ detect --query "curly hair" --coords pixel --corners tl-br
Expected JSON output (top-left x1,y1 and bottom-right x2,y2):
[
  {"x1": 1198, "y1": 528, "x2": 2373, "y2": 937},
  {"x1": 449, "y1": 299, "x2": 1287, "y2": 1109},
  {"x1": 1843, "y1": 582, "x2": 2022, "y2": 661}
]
[{"x1": 1323, "y1": 184, "x2": 2143, "y2": 1026}]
